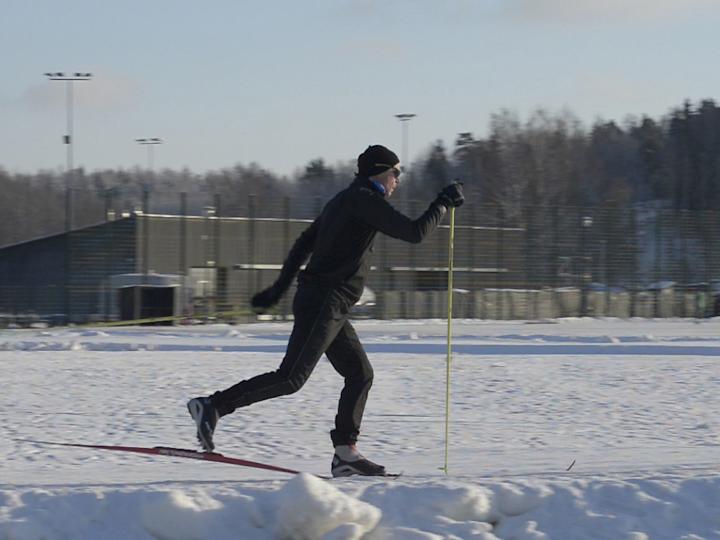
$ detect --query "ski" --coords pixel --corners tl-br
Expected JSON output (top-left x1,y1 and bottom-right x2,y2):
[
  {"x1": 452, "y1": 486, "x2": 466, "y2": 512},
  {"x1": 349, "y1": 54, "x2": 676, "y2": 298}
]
[
  {"x1": 17, "y1": 438, "x2": 402, "y2": 479},
  {"x1": 16, "y1": 439, "x2": 305, "y2": 476},
  {"x1": 369, "y1": 472, "x2": 403, "y2": 479}
]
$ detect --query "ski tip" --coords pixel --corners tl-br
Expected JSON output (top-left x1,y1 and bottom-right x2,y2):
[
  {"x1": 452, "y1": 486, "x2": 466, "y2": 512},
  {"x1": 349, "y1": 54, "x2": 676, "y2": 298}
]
[{"x1": 14, "y1": 438, "x2": 65, "y2": 447}]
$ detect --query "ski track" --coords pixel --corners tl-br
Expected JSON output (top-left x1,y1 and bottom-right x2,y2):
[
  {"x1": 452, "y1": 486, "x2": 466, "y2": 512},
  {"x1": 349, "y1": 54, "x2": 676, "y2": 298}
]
[{"x1": 1, "y1": 318, "x2": 719, "y2": 539}]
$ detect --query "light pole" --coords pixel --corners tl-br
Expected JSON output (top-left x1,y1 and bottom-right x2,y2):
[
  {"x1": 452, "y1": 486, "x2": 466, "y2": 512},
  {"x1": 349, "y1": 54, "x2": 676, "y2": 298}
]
[
  {"x1": 135, "y1": 138, "x2": 162, "y2": 290},
  {"x1": 580, "y1": 215, "x2": 594, "y2": 317},
  {"x1": 395, "y1": 114, "x2": 416, "y2": 206},
  {"x1": 135, "y1": 137, "x2": 163, "y2": 170},
  {"x1": 44, "y1": 72, "x2": 92, "y2": 231},
  {"x1": 395, "y1": 113, "x2": 417, "y2": 169}
]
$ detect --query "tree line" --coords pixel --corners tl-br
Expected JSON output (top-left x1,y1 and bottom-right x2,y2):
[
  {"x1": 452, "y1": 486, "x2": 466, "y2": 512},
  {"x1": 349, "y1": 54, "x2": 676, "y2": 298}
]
[{"x1": 1, "y1": 98, "x2": 719, "y2": 248}]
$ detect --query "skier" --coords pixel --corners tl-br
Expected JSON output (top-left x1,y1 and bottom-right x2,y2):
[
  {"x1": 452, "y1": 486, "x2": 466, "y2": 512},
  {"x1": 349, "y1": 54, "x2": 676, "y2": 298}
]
[{"x1": 188, "y1": 144, "x2": 464, "y2": 477}]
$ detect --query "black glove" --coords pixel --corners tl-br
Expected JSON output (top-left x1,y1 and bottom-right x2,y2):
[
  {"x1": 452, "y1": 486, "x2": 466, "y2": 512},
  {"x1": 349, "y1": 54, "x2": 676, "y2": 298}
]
[
  {"x1": 436, "y1": 181, "x2": 465, "y2": 208},
  {"x1": 251, "y1": 285, "x2": 282, "y2": 313}
]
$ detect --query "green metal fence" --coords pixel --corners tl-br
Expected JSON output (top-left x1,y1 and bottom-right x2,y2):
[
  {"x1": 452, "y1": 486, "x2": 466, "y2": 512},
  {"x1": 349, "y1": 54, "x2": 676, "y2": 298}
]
[{"x1": 0, "y1": 188, "x2": 718, "y2": 325}]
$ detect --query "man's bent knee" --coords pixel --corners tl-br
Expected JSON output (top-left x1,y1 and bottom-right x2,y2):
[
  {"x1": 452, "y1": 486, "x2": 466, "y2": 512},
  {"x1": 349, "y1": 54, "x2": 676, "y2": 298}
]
[
  {"x1": 347, "y1": 365, "x2": 373, "y2": 388},
  {"x1": 282, "y1": 373, "x2": 309, "y2": 395},
  {"x1": 361, "y1": 365, "x2": 374, "y2": 385}
]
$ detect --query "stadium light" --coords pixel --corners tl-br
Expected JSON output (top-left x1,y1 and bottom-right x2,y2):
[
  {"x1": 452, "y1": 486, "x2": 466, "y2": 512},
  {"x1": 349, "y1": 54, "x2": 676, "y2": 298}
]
[
  {"x1": 135, "y1": 138, "x2": 164, "y2": 170},
  {"x1": 44, "y1": 71, "x2": 93, "y2": 231}
]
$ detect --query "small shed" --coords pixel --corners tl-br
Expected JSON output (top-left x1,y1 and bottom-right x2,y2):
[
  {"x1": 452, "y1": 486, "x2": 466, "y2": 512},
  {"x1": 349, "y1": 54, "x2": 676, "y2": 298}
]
[{"x1": 103, "y1": 273, "x2": 187, "y2": 321}]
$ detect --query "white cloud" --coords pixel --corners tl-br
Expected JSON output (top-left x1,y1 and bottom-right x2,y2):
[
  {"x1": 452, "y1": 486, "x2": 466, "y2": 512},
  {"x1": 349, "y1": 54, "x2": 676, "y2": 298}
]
[
  {"x1": 8, "y1": 84, "x2": 62, "y2": 110},
  {"x1": 8, "y1": 75, "x2": 137, "y2": 112},
  {"x1": 335, "y1": 0, "x2": 484, "y2": 22},
  {"x1": 500, "y1": 0, "x2": 716, "y2": 22}
]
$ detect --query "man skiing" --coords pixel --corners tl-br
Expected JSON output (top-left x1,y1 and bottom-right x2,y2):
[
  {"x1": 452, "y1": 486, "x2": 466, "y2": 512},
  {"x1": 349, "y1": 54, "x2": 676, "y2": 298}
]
[{"x1": 188, "y1": 144, "x2": 464, "y2": 477}]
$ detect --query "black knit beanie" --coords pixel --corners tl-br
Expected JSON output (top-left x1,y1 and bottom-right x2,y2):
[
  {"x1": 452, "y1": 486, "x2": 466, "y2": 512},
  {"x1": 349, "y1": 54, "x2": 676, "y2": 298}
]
[{"x1": 357, "y1": 145, "x2": 399, "y2": 177}]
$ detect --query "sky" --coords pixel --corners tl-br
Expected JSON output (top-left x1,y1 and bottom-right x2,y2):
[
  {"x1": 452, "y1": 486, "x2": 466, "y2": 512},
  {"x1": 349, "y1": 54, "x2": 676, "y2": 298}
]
[{"x1": 1, "y1": 0, "x2": 719, "y2": 177}]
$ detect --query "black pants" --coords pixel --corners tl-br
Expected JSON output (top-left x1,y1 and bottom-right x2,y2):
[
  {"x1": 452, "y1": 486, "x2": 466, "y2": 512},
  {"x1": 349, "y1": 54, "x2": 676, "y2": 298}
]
[{"x1": 211, "y1": 284, "x2": 373, "y2": 446}]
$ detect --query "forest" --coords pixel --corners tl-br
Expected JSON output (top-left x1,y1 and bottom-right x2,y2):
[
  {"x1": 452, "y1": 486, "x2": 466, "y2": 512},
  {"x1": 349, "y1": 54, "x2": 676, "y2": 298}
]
[{"x1": 1, "y1": 98, "x2": 719, "y2": 248}]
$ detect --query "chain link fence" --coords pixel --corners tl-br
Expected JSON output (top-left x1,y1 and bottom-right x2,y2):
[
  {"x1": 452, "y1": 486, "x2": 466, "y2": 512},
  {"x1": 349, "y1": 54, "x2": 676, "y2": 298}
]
[{"x1": 0, "y1": 187, "x2": 718, "y2": 325}]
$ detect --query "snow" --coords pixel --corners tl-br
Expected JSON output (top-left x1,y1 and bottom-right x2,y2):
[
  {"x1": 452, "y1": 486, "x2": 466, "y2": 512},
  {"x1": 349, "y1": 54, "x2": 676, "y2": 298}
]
[{"x1": 2, "y1": 318, "x2": 720, "y2": 539}]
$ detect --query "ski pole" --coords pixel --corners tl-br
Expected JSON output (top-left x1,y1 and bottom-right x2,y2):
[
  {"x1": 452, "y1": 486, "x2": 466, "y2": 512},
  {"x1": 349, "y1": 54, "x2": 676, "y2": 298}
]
[{"x1": 443, "y1": 205, "x2": 456, "y2": 475}]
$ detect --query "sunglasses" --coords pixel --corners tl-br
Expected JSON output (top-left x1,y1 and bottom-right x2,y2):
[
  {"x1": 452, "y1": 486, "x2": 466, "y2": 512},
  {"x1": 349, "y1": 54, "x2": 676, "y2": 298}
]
[{"x1": 376, "y1": 164, "x2": 402, "y2": 179}]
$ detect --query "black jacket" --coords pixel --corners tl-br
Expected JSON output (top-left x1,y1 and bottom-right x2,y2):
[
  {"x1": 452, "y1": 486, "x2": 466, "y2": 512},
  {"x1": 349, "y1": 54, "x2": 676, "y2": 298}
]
[{"x1": 273, "y1": 176, "x2": 447, "y2": 301}]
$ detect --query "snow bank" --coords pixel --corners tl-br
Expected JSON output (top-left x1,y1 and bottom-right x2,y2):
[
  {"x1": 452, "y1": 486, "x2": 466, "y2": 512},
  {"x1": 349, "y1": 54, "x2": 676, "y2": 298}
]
[
  {"x1": 271, "y1": 473, "x2": 380, "y2": 539},
  {"x1": 3, "y1": 319, "x2": 720, "y2": 538},
  {"x1": 2, "y1": 474, "x2": 719, "y2": 539}
]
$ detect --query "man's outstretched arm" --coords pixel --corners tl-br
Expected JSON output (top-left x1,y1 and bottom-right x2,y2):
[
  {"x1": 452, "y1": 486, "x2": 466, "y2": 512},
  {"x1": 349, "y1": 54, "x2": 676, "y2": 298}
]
[
  {"x1": 357, "y1": 181, "x2": 464, "y2": 244},
  {"x1": 251, "y1": 219, "x2": 319, "y2": 310}
]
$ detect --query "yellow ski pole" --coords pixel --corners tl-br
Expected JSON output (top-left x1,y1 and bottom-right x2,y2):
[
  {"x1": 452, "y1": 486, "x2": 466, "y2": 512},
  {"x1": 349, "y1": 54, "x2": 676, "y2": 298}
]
[{"x1": 443, "y1": 205, "x2": 456, "y2": 475}]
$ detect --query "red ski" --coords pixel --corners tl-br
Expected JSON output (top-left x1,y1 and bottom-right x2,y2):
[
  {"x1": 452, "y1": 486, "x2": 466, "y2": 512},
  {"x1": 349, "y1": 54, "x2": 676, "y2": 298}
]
[{"x1": 17, "y1": 439, "x2": 306, "y2": 476}]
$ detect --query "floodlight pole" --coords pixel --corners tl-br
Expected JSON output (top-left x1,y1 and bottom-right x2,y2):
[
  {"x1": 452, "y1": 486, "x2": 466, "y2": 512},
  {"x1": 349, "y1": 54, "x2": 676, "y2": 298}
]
[
  {"x1": 44, "y1": 72, "x2": 92, "y2": 325},
  {"x1": 134, "y1": 139, "x2": 162, "y2": 296},
  {"x1": 395, "y1": 113, "x2": 416, "y2": 169},
  {"x1": 135, "y1": 137, "x2": 163, "y2": 171},
  {"x1": 395, "y1": 114, "x2": 416, "y2": 206},
  {"x1": 44, "y1": 72, "x2": 92, "y2": 232}
]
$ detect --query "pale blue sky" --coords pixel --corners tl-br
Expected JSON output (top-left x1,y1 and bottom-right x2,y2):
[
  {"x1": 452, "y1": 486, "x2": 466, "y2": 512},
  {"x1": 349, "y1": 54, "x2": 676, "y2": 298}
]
[{"x1": 1, "y1": 0, "x2": 719, "y2": 177}]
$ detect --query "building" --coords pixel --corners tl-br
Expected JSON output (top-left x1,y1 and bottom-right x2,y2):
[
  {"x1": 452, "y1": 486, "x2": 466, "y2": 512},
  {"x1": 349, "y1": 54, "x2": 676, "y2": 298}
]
[{"x1": 0, "y1": 209, "x2": 524, "y2": 324}]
